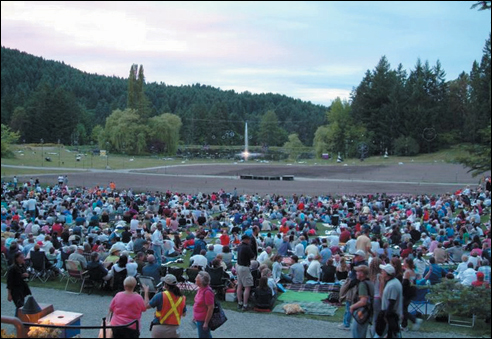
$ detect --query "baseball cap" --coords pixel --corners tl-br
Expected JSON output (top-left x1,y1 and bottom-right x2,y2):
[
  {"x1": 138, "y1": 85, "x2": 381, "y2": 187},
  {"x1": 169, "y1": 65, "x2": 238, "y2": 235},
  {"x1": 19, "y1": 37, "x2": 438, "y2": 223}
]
[
  {"x1": 380, "y1": 264, "x2": 396, "y2": 275},
  {"x1": 241, "y1": 234, "x2": 251, "y2": 240},
  {"x1": 163, "y1": 274, "x2": 177, "y2": 286},
  {"x1": 354, "y1": 250, "x2": 366, "y2": 257}
]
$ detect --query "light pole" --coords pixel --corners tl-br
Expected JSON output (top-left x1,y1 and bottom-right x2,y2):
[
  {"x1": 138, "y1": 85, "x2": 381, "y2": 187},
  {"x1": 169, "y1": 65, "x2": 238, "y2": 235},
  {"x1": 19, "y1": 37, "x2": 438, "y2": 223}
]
[
  {"x1": 106, "y1": 142, "x2": 110, "y2": 169},
  {"x1": 58, "y1": 139, "x2": 61, "y2": 167},
  {"x1": 90, "y1": 141, "x2": 93, "y2": 168},
  {"x1": 40, "y1": 138, "x2": 44, "y2": 167}
]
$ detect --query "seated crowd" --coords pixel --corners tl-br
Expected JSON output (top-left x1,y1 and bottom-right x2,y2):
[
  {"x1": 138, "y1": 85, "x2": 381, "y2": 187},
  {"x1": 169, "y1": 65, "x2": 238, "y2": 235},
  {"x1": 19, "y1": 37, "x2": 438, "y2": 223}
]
[{"x1": 1, "y1": 177, "x2": 491, "y2": 326}]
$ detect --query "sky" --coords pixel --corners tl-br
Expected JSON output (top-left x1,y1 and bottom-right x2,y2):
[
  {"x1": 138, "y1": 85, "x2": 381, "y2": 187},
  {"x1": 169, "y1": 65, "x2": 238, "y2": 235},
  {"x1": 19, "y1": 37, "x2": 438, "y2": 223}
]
[{"x1": 1, "y1": 1, "x2": 490, "y2": 107}]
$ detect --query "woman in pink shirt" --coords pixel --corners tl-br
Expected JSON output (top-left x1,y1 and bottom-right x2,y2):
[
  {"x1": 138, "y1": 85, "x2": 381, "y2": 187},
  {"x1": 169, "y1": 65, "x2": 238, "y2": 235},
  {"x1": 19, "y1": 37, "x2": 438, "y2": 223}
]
[
  {"x1": 193, "y1": 271, "x2": 214, "y2": 338},
  {"x1": 109, "y1": 276, "x2": 149, "y2": 338}
]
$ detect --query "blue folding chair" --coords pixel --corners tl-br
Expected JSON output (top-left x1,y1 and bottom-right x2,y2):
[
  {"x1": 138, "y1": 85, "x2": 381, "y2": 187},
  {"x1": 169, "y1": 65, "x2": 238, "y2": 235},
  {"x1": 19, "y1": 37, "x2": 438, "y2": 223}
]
[{"x1": 409, "y1": 287, "x2": 430, "y2": 315}]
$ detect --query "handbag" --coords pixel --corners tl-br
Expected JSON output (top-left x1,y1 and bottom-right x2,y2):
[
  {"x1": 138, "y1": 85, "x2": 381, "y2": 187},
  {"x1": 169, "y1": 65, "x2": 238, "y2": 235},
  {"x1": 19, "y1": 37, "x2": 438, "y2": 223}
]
[
  {"x1": 352, "y1": 306, "x2": 371, "y2": 325},
  {"x1": 208, "y1": 296, "x2": 227, "y2": 331}
]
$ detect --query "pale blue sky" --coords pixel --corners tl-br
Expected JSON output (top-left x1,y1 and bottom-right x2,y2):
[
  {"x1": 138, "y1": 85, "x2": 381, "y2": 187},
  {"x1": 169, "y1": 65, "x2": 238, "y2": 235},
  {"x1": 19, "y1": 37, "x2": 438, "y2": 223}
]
[{"x1": 1, "y1": 1, "x2": 490, "y2": 106}]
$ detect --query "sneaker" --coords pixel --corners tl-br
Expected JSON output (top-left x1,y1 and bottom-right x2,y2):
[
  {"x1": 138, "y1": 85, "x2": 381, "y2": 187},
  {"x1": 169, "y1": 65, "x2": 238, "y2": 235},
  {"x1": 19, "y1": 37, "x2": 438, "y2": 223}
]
[
  {"x1": 242, "y1": 305, "x2": 250, "y2": 312},
  {"x1": 237, "y1": 303, "x2": 243, "y2": 310},
  {"x1": 412, "y1": 318, "x2": 423, "y2": 331},
  {"x1": 337, "y1": 324, "x2": 350, "y2": 331},
  {"x1": 400, "y1": 326, "x2": 409, "y2": 332}
]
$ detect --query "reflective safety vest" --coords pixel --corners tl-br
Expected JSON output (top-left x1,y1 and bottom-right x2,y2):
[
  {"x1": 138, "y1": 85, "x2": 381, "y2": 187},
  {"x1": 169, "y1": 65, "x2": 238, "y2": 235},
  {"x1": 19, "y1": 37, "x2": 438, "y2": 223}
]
[{"x1": 156, "y1": 291, "x2": 185, "y2": 326}]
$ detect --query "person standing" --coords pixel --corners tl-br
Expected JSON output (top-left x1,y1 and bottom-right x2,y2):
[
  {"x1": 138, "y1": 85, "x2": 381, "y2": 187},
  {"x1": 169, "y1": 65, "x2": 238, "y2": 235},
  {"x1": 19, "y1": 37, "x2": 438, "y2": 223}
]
[
  {"x1": 349, "y1": 265, "x2": 374, "y2": 338},
  {"x1": 6, "y1": 252, "x2": 31, "y2": 316},
  {"x1": 193, "y1": 271, "x2": 214, "y2": 338},
  {"x1": 236, "y1": 234, "x2": 255, "y2": 311},
  {"x1": 152, "y1": 223, "x2": 164, "y2": 266},
  {"x1": 146, "y1": 274, "x2": 186, "y2": 338},
  {"x1": 380, "y1": 264, "x2": 403, "y2": 338},
  {"x1": 109, "y1": 276, "x2": 149, "y2": 338},
  {"x1": 401, "y1": 258, "x2": 423, "y2": 331}
]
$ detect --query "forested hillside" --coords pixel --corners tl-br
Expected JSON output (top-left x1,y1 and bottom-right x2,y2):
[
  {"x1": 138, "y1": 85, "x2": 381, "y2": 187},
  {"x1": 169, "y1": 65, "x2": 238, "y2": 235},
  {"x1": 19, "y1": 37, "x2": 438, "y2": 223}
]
[
  {"x1": 0, "y1": 47, "x2": 327, "y2": 147},
  {"x1": 1, "y1": 33, "x2": 490, "y2": 158}
]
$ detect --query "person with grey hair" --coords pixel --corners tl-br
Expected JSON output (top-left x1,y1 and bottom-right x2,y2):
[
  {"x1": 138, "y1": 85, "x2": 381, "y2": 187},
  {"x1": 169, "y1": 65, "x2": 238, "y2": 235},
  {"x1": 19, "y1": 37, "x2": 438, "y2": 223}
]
[
  {"x1": 68, "y1": 245, "x2": 87, "y2": 269},
  {"x1": 193, "y1": 271, "x2": 214, "y2": 338},
  {"x1": 109, "y1": 276, "x2": 149, "y2": 338}
]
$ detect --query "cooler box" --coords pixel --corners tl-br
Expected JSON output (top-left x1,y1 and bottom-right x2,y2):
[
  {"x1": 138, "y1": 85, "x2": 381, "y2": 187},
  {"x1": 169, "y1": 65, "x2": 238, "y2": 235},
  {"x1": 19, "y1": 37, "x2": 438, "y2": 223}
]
[{"x1": 225, "y1": 289, "x2": 236, "y2": 302}]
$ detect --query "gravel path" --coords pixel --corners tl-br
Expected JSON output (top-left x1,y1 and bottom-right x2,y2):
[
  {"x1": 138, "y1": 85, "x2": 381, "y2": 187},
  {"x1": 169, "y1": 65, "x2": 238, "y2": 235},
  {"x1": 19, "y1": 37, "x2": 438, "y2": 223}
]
[
  {"x1": 6, "y1": 162, "x2": 489, "y2": 196},
  {"x1": 1, "y1": 283, "x2": 472, "y2": 338}
]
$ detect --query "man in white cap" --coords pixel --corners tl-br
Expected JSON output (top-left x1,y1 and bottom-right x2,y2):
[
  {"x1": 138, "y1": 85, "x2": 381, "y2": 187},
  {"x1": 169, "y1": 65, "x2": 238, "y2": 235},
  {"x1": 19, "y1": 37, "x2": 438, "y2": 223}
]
[{"x1": 380, "y1": 264, "x2": 403, "y2": 337}]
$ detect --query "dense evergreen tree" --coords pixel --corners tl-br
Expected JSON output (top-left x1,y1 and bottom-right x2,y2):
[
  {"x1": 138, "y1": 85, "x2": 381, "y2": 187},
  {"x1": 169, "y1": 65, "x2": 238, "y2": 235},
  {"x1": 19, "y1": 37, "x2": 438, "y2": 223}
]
[{"x1": 258, "y1": 110, "x2": 287, "y2": 147}]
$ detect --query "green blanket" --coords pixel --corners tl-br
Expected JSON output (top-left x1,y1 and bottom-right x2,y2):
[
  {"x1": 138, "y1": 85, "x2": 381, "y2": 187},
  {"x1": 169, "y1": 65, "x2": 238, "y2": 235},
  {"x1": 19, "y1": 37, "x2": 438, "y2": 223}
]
[
  {"x1": 277, "y1": 291, "x2": 326, "y2": 303},
  {"x1": 272, "y1": 302, "x2": 338, "y2": 316}
]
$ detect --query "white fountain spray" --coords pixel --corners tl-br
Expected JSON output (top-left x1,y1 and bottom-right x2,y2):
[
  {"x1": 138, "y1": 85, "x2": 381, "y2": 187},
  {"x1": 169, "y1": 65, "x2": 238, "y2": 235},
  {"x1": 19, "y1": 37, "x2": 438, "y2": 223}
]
[{"x1": 243, "y1": 121, "x2": 250, "y2": 161}]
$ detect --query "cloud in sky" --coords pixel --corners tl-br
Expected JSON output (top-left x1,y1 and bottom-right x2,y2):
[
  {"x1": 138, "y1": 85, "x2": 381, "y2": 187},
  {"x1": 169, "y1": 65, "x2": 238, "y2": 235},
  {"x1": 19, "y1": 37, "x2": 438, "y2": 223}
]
[{"x1": 1, "y1": 1, "x2": 490, "y2": 106}]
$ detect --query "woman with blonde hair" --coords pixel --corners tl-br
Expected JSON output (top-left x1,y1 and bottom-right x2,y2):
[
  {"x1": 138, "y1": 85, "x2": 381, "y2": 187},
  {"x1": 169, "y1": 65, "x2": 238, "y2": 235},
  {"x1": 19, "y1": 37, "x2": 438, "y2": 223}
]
[
  {"x1": 368, "y1": 257, "x2": 382, "y2": 337},
  {"x1": 336, "y1": 258, "x2": 349, "y2": 281}
]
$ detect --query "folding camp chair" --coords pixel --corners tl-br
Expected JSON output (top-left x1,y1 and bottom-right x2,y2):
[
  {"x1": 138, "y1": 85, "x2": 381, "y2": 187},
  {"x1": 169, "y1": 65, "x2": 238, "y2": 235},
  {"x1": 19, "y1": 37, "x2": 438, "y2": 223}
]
[
  {"x1": 206, "y1": 266, "x2": 231, "y2": 300},
  {"x1": 409, "y1": 287, "x2": 430, "y2": 315},
  {"x1": 136, "y1": 275, "x2": 162, "y2": 298},
  {"x1": 65, "y1": 260, "x2": 89, "y2": 294},
  {"x1": 29, "y1": 250, "x2": 56, "y2": 283}
]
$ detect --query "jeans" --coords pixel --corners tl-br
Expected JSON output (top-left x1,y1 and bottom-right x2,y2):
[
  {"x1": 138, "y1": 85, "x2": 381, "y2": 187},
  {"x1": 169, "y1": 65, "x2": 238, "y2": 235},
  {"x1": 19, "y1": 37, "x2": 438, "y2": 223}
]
[
  {"x1": 153, "y1": 245, "x2": 162, "y2": 266},
  {"x1": 196, "y1": 321, "x2": 212, "y2": 338},
  {"x1": 402, "y1": 297, "x2": 416, "y2": 328},
  {"x1": 343, "y1": 301, "x2": 352, "y2": 328},
  {"x1": 351, "y1": 318, "x2": 369, "y2": 338}
]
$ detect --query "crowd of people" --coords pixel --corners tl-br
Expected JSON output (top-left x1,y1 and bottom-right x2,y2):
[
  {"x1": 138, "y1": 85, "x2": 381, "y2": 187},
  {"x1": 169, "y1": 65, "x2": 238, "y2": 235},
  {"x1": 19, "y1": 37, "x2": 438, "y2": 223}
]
[{"x1": 1, "y1": 175, "x2": 491, "y2": 338}]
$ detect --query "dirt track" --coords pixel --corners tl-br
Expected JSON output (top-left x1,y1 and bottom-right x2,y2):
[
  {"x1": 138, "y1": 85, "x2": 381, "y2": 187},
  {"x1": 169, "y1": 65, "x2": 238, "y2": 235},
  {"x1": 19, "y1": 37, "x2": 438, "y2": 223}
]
[{"x1": 11, "y1": 162, "x2": 489, "y2": 196}]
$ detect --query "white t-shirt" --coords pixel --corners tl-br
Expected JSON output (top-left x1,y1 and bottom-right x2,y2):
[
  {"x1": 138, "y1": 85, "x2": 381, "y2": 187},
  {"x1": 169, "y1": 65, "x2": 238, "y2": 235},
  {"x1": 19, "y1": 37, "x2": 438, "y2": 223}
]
[
  {"x1": 345, "y1": 239, "x2": 357, "y2": 254},
  {"x1": 126, "y1": 262, "x2": 138, "y2": 277},
  {"x1": 190, "y1": 255, "x2": 207, "y2": 269},
  {"x1": 459, "y1": 268, "x2": 477, "y2": 286},
  {"x1": 307, "y1": 260, "x2": 321, "y2": 279},
  {"x1": 258, "y1": 250, "x2": 270, "y2": 264},
  {"x1": 294, "y1": 243, "x2": 305, "y2": 258}
]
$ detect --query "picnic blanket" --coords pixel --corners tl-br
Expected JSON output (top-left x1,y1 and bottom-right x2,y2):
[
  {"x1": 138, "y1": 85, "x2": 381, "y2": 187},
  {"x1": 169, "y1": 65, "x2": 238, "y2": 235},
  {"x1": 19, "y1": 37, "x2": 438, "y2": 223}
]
[
  {"x1": 272, "y1": 302, "x2": 338, "y2": 316},
  {"x1": 278, "y1": 291, "x2": 326, "y2": 303},
  {"x1": 282, "y1": 283, "x2": 340, "y2": 293}
]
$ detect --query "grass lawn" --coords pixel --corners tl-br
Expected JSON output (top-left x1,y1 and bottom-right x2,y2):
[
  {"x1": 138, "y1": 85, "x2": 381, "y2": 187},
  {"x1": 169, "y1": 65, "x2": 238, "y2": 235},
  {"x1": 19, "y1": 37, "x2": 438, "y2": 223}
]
[{"x1": 1, "y1": 144, "x2": 470, "y2": 173}]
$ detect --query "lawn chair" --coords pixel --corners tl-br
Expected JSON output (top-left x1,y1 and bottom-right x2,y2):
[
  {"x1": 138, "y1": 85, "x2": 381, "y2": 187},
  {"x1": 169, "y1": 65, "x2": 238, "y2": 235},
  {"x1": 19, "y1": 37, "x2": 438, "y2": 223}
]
[
  {"x1": 29, "y1": 250, "x2": 56, "y2": 283},
  {"x1": 65, "y1": 260, "x2": 89, "y2": 294},
  {"x1": 409, "y1": 287, "x2": 430, "y2": 315},
  {"x1": 113, "y1": 268, "x2": 128, "y2": 293},
  {"x1": 86, "y1": 264, "x2": 109, "y2": 295},
  {"x1": 136, "y1": 275, "x2": 162, "y2": 298},
  {"x1": 206, "y1": 266, "x2": 231, "y2": 300},
  {"x1": 180, "y1": 268, "x2": 200, "y2": 296}
]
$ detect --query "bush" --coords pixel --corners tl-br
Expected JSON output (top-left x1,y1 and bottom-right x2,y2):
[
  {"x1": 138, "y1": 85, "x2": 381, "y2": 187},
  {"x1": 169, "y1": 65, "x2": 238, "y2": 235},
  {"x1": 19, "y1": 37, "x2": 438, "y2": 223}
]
[
  {"x1": 393, "y1": 136, "x2": 420, "y2": 156},
  {"x1": 427, "y1": 280, "x2": 491, "y2": 320}
]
